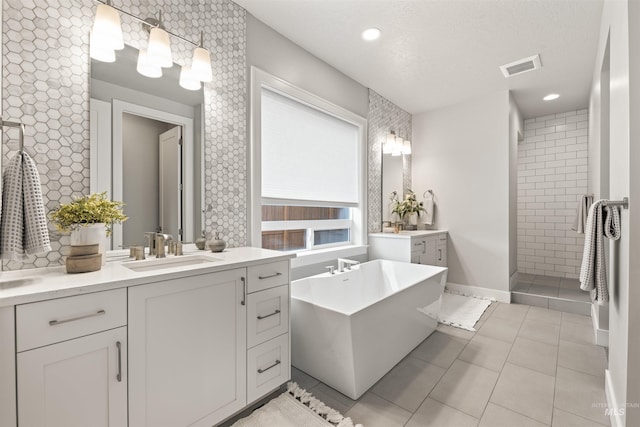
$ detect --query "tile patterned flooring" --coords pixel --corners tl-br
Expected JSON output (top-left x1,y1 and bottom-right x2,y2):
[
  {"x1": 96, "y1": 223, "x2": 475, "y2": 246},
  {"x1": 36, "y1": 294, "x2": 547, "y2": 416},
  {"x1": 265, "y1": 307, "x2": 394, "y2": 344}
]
[
  {"x1": 292, "y1": 302, "x2": 610, "y2": 427},
  {"x1": 511, "y1": 274, "x2": 591, "y2": 315}
]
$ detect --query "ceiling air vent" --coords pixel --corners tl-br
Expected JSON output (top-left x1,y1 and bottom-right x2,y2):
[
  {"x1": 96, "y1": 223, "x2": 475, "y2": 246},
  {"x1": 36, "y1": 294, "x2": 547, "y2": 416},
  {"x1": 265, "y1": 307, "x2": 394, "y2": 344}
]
[{"x1": 499, "y1": 54, "x2": 542, "y2": 78}]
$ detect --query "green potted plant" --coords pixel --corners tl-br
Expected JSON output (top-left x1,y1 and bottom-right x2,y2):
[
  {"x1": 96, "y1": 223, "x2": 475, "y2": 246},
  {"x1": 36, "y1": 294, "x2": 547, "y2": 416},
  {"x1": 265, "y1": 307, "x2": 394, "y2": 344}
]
[
  {"x1": 390, "y1": 190, "x2": 424, "y2": 230},
  {"x1": 49, "y1": 192, "x2": 127, "y2": 262}
]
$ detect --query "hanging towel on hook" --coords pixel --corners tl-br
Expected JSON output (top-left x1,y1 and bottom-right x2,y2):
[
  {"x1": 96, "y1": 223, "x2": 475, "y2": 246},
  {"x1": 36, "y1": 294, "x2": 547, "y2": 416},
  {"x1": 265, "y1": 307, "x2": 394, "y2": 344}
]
[
  {"x1": 579, "y1": 200, "x2": 621, "y2": 304},
  {"x1": 0, "y1": 151, "x2": 51, "y2": 260},
  {"x1": 571, "y1": 194, "x2": 593, "y2": 234},
  {"x1": 422, "y1": 192, "x2": 435, "y2": 226}
]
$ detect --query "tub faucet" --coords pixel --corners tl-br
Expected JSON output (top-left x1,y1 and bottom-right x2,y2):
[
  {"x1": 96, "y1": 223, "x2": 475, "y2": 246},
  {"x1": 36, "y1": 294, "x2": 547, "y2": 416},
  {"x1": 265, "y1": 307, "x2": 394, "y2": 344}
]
[{"x1": 338, "y1": 258, "x2": 359, "y2": 272}]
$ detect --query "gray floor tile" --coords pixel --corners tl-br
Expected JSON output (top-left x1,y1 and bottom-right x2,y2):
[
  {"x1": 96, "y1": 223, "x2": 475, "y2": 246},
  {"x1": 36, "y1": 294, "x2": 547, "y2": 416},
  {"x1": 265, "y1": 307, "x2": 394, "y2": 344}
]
[
  {"x1": 490, "y1": 362, "x2": 555, "y2": 424},
  {"x1": 549, "y1": 298, "x2": 591, "y2": 315},
  {"x1": 429, "y1": 359, "x2": 499, "y2": 419},
  {"x1": 552, "y1": 407, "x2": 610, "y2": 427},
  {"x1": 344, "y1": 392, "x2": 412, "y2": 427},
  {"x1": 529, "y1": 284, "x2": 560, "y2": 297},
  {"x1": 371, "y1": 356, "x2": 446, "y2": 412},
  {"x1": 291, "y1": 367, "x2": 319, "y2": 391},
  {"x1": 491, "y1": 302, "x2": 530, "y2": 322},
  {"x1": 458, "y1": 334, "x2": 512, "y2": 372},
  {"x1": 437, "y1": 323, "x2": 476, "y2": 341},
  {"x1": 557, "y1": 340, "x2": 607, "y2": 377},
  {"x1": 554, "y1": 367, "x2": 609, "y2": 425},
  {"x1": 512, "y1": 282, "x2": 531, "y2": 292},
  {"x1": 558, "y1": 288, "x2": 591, "y2": 302},
  {"x1": 559, "y1": 278, "x2": 581, "y2": 290},
  {"x1": 479, "y1": 402, "x2": 548, "y2": 427},
  {"x1": 406, "y1": 397, "x2": 479, "y2": 427},
  {"x1": 309, "y1": 382, "x2": 356, "y2": 415},
  {"x1": 560, "y1": 320, "x2": 595, "y2": 345},
  {"x1": 518, "y1": 319, "x2": 561, "y2": 345},
  {"x1": 512, "y1": 292, "x2": 549, "y2": 308},
  {"x1": 410, "y1": 331, "x2": 468, "y2": 369},
  {"x1": 477, "y1": 315, "x2": 522, "y2": 343},
  {"x1": 561, "y1": 311, "x2": 592, "y2": 326},
  {"x1": 507, "y1": 336, "x2": 558, "y2": 376},
  {"x1": 525, "y1": 306, "x2": 562, "y2": 325},
  {"x1": 533, "y1": 275, "x2": 561, "y2": 286},
  {"x1": 517, "y1": 273, "x2": 536, "y2": 284}
]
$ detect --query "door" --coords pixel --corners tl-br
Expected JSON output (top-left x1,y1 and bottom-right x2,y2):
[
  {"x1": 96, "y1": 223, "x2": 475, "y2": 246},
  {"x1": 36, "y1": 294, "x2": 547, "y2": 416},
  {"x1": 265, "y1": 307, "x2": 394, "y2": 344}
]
[
  {"x1": 17, "y1": 327, "x2": 127, "y2": 427},
  {"x1": 159, "y1": 125, "x2": 182, "y2": 240},
  {"x1": 128, "y1": 269, "x2": 247, "y2": 427}
]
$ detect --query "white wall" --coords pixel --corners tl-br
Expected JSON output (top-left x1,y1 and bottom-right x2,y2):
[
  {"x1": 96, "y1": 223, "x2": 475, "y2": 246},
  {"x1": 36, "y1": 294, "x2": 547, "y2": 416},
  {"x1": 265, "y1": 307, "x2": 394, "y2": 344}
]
[
  {"x1": 246, "y1": 14, "x2": 368, "y2": 118},
  {"x1": 509, "y1": 94, "x2": 524, "y2": 281},
  {"x1": 412, "y1": 91, "x2": 511, "y2": 292},
  {"x1": 517, "y1": 110, "x2": 588, "y2": 279},
  {"x1": 590, "y1": 0, "x2": 640, "y2": 424}
]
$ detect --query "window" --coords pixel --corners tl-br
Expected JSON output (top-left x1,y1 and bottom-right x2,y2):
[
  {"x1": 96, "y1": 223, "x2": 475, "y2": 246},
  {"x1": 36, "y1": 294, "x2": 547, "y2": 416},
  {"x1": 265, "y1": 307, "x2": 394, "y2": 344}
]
[{"x1": 250, "y1": 68, "x2": 367, "y2": 252}]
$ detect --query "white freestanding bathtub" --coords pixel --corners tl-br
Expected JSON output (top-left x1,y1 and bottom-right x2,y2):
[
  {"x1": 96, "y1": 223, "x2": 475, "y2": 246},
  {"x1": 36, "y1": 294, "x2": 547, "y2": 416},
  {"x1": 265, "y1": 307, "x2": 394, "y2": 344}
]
[{"x1": 291, "y1": 259, "x2": 447, "y2": 399}]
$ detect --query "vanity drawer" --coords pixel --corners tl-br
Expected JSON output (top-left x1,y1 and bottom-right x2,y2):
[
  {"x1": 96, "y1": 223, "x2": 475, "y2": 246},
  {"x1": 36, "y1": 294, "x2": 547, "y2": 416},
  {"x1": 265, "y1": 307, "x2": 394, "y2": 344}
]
[
  {"x1": 16, "y1": 288, "x2": 127, "y2": 352},
  {"x1": 247, "y1": 260, "x2": 289, "y2": 293},
  {"x1": 247, "y1": 333, "x2": 290, "y2": 404},
  {"x1": 247, "y1": 285, "x2": 289, "y2": 348}
]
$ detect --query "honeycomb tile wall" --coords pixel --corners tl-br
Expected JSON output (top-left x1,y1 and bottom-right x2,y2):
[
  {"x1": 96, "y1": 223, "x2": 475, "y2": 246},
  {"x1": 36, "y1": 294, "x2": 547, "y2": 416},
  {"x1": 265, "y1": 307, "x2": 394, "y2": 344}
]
[
  {"x1": 368, "y1": 89, "x2": 412, "y2": 233},
  {"x1": 2, "y1": 0, "x2": 246, "y2": 269}
]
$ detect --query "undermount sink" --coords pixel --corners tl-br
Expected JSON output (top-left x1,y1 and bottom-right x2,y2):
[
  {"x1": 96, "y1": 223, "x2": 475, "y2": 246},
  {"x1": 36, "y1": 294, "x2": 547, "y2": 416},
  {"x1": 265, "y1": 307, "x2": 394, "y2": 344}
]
[{"x1": 123, "y1": 254, "x2": 222, "y2": 272}]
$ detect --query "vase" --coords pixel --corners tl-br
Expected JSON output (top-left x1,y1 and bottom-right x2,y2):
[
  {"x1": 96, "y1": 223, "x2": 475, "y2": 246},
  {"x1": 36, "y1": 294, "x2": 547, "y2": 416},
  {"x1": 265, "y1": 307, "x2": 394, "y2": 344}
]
[
  {"x1": 70, "y1": 223, "x2": 107, "y2": 265},
  {"x1": 404, "y1": 213, "x2": 418, "y2": 230}
]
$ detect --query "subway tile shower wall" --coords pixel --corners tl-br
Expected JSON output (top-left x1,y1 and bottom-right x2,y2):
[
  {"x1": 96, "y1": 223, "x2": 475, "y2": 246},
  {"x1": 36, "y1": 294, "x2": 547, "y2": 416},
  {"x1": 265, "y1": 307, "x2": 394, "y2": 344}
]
[{"x1": 517, "y1": 110, "x2": 589, "y2": 279}]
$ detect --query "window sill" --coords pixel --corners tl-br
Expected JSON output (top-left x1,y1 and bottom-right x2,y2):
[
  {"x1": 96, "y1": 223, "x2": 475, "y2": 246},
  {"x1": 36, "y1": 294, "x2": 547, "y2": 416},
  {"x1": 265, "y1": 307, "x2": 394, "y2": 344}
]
[{"x1": 290, "y1": 245, "x2": 368, "y2": 269}]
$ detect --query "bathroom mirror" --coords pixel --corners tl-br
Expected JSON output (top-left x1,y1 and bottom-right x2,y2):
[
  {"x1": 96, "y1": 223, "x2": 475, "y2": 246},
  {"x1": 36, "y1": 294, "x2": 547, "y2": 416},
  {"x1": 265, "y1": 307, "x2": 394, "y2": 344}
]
[
  {"x1": 90, "y1": 45, "x2": 204, "y2": 248},
  {"x1": 382, "y1": 153, "x2": 406, "y2": 223}
]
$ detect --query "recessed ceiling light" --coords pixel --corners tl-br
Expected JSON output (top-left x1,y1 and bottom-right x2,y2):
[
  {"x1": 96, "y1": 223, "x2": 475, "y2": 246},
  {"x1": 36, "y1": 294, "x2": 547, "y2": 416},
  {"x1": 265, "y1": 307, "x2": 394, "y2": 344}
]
[
  {"x1": 543, "y1": 93, "x2": 560, "y2": 101},
  {"x1": 361, "y1": 28, "x2": 381, "y2": 41}
]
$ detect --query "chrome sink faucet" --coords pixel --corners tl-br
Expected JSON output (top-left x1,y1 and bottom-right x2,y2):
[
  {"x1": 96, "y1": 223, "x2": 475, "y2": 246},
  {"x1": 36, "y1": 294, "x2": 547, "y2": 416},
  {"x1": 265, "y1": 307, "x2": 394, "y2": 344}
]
[{"x1": 337, "y1": 258, "x2": 359, "y2": 273}]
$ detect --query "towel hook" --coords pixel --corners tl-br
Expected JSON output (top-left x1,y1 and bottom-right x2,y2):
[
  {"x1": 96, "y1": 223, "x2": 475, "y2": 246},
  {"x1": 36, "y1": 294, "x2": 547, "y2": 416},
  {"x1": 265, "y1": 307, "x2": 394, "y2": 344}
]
[
  {"x1": 0, "y1": 119, "x2": 26, "y2": 153},
  {"x1": 423, "y1": 189, "x2": 434, "y2": 199}
]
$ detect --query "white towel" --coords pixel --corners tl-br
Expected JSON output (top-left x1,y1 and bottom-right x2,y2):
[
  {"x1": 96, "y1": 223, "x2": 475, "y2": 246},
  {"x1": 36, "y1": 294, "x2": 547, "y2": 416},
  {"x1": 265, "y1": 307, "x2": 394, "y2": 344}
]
[
  {"x1": 579, "y1": 200, "x2": 621, "y2": 304},
  {"x1": 422, "y1": 198, "x2": 435, "y2": 225},
  {"x1": 572, "y1": 194, "x2": 593, "y2": 234},
  {"x1": 0, "y1": 152, "x2": 51, "y2": 260}
]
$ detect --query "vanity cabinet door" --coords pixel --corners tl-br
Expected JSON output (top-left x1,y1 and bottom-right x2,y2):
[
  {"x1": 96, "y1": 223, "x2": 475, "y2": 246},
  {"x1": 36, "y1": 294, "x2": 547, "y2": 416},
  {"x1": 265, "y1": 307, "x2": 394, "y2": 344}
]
[
  {"x1": 17, "y1": 327, "x2": 127, "y2": 427},
  {"x1": 413, "y1": 237, "x2": 437, "y2": 265},
  {"x1": 128, "y1": 269, "x2": 247, "y2": 427}
]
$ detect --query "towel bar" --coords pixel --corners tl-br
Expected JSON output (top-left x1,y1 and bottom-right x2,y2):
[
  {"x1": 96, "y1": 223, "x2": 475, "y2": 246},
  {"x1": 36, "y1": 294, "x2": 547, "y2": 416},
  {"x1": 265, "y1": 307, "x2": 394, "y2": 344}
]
[
  {"x1": 603, "y1": 197, "x2": 629, "y2": 209},
  {"x1": 0, "y1": 119, "x2": 25, "y2": 153}
]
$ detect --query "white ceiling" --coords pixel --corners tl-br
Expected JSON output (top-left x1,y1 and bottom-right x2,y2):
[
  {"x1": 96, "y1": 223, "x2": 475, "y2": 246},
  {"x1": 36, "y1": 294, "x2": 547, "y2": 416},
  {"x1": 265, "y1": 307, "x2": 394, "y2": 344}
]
[{"x1": 233, "y1": 0, "x2": 603, "y2": 118}]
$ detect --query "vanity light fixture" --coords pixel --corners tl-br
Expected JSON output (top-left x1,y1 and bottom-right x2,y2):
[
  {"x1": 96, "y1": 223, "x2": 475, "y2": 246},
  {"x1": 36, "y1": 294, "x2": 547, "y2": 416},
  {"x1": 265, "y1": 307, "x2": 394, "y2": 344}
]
[
  {"x1": 89, "y1": 0, "x2": 124, "y2": 62},
  {"x1": 179, "y1": 65, "x2": 202, "y2": 91},
  {"x1": 543, "y1": 93, "x2": 560, "y2": 101},
  {"x1": 383, "y1": 131, "x2": 396, "y2": 154},
  {"x1": 383, "y1": 131, "x2": 412, "y2": 156},
  {"x1": 392, "y1": 136, "x2": 404, "y2": 156},
  {"x1": 90, "y1": 0, "x2": 214, "y2": 86},
  {"x1": 136, "y1": 49, "x2": 162, "y2": 78},
  {"x1": 402, "y1": 139, "x2": 412, "y2": 155}
]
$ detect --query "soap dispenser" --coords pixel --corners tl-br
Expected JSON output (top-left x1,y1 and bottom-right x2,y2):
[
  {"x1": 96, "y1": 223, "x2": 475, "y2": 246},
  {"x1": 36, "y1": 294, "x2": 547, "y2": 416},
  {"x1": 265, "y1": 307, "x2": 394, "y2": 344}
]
[
  {"x1": 195, "y1": 231, "x2": 207, "y2": 250},
  {"x1": 207, "y1": 231, "x2": 227, "y2": 253}
]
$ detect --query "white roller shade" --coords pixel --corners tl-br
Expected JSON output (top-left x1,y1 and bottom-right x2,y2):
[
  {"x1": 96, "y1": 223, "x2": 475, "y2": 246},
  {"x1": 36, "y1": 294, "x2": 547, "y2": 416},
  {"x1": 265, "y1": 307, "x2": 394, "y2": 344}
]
[{"x1": 261, "y1": 88, "x2": 359, "y2": 205}]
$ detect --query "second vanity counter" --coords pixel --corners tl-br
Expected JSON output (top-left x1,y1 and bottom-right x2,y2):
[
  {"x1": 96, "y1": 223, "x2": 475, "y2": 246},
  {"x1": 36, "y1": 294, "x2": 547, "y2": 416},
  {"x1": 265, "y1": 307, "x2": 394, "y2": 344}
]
[{"x1": 0, "y1": 245, "x2": 296, "y2": 307}]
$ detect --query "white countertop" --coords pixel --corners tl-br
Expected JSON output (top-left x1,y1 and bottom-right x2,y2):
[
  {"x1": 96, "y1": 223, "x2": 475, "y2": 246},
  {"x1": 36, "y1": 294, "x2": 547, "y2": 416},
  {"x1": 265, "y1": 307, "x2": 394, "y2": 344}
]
[
  {"x1": 0, "y1": 245, "x2": 296, "y2": 307},
  {"x1": 369, "y1": 230, "x2": 448, "y2": 239}
]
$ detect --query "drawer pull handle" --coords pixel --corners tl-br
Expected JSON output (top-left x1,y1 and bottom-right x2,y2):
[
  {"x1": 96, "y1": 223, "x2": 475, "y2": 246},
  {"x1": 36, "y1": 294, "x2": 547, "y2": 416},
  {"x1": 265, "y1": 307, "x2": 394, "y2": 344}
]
[
  {"x1": 257, "y1": 309, "x2": 281, "y2": 320},
  {"x1": 258, "y1": 272, "x2": 282, "y2": 280},
  {"x1": 241, "y1": 277, "x2": 246, "y2": 306},
  {"x1": 116, "y1": 341, "x2": 122, "y2": 382},
  {"x1": 438, "y1": 249, "x2": 442, "y2": 261},
  {"x1": 257, "y1": 359, "x2": 281, "y2": 374},
  {"x1": 49, "y1": 309, "x2": 106, "y2": 326}
]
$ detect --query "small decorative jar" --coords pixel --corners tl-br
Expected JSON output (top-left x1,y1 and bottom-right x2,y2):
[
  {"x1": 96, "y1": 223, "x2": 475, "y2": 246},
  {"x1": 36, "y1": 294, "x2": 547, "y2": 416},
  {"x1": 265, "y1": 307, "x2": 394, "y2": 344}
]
[{"x1": 207, "y1": 232, "x2": 227, "y2": 253}]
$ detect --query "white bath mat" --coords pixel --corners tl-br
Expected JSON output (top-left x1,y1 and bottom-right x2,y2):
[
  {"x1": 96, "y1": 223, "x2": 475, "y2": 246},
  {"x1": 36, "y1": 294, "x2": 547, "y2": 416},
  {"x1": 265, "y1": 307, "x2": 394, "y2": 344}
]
[
  {"x1": 421, "y1": 290, "x2": 494, "y2": 331},
  {"x1": 231, "y1": 383, "x2": 361, "y2": 427}
]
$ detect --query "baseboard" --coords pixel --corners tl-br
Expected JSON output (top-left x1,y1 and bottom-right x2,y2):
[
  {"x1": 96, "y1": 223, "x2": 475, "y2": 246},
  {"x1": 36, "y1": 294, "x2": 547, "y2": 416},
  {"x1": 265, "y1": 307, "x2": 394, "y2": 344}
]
[
  {"x1": 445, "y1": 282, "x2": 511, "y2": 303},
  {"x1": 605, "y1": 369, "x2": 625, "y2": 427},
  {"x1": 592, "y1": 304, "x2": 609, "y2": 347}
]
